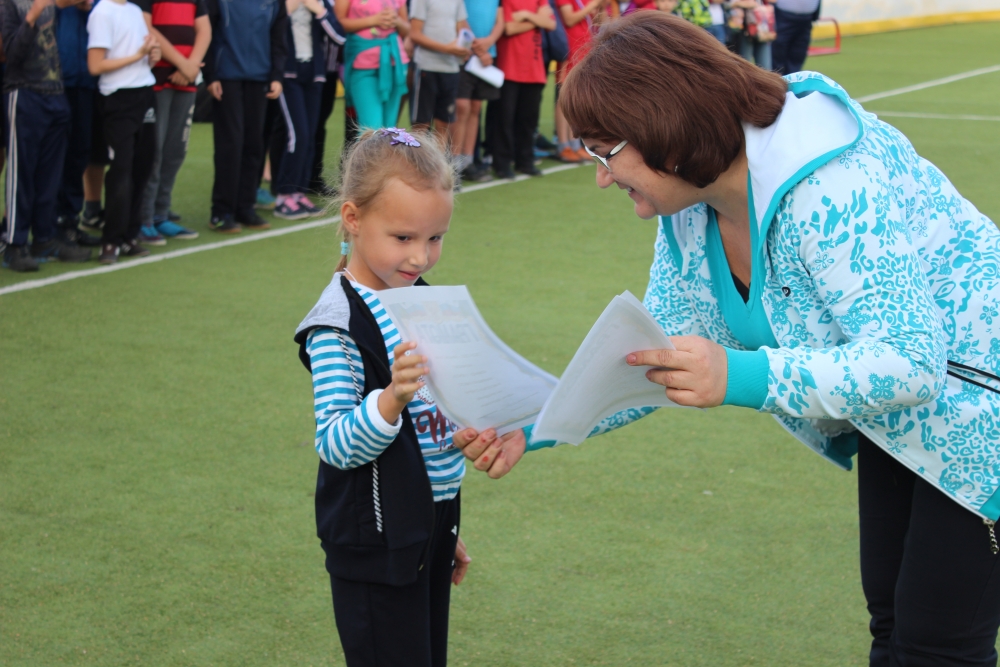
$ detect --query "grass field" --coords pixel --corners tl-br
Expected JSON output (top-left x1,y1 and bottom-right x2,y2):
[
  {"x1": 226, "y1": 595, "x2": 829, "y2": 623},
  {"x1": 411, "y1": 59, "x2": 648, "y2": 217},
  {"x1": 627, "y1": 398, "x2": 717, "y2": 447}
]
[{"x1": 2, "y1": 23, "x2": 1000, "y2": 666}]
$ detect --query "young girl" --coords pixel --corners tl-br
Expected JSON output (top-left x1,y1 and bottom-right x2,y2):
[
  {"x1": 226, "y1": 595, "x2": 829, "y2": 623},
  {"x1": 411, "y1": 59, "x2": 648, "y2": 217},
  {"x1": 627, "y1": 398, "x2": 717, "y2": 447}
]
[
  {"x1": 336, "y1": 0, "x2": 410, "y2": 129},
  {"x1": 294, "y1": 127, "x2": 500, "y2": 666}
]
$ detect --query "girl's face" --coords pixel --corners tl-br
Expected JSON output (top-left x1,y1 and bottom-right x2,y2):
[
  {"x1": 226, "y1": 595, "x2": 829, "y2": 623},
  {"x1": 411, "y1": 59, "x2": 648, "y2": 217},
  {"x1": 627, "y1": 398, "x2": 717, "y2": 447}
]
[
  {"x1": 341, "y1": 177, "x2": 453, "y2": 290},
  {"x1": 584, "y1": 139, "x2": 703, "y2": 220}
]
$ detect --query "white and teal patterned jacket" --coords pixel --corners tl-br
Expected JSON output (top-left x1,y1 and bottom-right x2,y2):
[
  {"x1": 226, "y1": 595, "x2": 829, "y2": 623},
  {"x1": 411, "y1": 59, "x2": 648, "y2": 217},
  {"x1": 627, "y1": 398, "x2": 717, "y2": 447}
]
[{"x1": 634, "y1": 71, "x2": 1000, "y2": 520}]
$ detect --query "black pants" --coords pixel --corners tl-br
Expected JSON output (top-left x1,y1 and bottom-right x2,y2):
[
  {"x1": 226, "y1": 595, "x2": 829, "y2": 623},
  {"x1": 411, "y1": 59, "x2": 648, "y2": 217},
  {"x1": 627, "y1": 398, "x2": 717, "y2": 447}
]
[
  {"x1": 57, "y1": 85, "x2": 94, "y2": 220},
  {"x1": 772, "y1": 7, "x2": 815, "y2": 75},
  {"x1": 101, "y1": 86, "x2": 156, "y2": 245},
  {"x1": 858, "y1": 436, "x2": 1000, "y2": 666},
  {"x1": 310, "y1": 72, "x2": 338, "y2": 192},
  {"x1": 329, "y1": 494, "x2": 459, "y2": 667},
  {"x1": 493, "y1": 81, "x2": 544, "y2": 172},
  {"x1": 211, "y1": 80, "x2": 268, "y2": 219}
]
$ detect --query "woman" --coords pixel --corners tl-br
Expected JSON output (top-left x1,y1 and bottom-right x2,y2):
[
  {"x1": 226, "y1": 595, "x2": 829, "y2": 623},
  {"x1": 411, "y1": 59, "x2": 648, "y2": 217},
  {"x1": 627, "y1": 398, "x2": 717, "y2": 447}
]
[{"x1": 461, "y1": 12, "x2": 1000, "y2": 666}]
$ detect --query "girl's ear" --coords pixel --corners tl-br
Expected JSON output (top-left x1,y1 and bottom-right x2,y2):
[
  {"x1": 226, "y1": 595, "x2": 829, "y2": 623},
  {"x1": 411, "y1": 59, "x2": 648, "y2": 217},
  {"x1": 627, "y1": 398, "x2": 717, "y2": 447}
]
[{"x1": 340, "y1": 201, "x2": 362, "y2": 235}]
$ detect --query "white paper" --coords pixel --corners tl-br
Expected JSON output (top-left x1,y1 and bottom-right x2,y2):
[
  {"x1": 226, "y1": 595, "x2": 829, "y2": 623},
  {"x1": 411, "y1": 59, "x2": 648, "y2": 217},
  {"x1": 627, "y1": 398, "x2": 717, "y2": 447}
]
[
  {"x1": 377, "y1": 286, "x2": 557, "y2": 434},
  {"x1": 464, "y1": 56, "x2": 505, "y2": 88}
]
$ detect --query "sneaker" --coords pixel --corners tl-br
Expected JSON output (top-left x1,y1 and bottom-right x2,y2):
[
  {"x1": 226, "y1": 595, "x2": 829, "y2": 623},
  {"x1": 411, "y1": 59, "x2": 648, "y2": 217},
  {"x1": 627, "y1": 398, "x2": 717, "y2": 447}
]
[
  {"x1": 3, "y1": 244, "x2": 40, "y2": 272},
  {"x1": 30, "y1": 237, "x2": 92, "y2": 262},
  {"x1": 273, "y1": 195, "x2": 310, "y2": 220},
  {"x1": 236, "y1": 211, "x2": 271, "y2": 230},
  {"x1": 98, "y1": 243, "x2": 120, "y2": 265},
  {"x1": 138, "y1": 225, "x2": 167, "y2": 246},
  {"x1": 209, "y1": 215, "x2": 242, "y2": 234},
  {"x1": 558, "y1": 146, "x2": 584, "y2": 163},
  {"x1": 255, "y1": 187, "x2": 276, "y2": 209},
  {"x1": 461, "y1": 163, "x2": 493, "y2": 183},
  {"x1": 535, "y1": 133, "x2": 557, "y2": 153},
  {"x1": 57, "y1": 218, "x2": 103, "y2": 247},
  {"x1": 120, "y1": 239, "x2": 151, "y2": 258},
  {"x1": 167, "y1": 210, "x2": 182, "y2": 222},
  {"x1": 80, "y1": 209, "x2": 105, "y2": 232},
  {"x1": 494, "y1": 165, "x2": 516, "y2": 180},
  {"x1": 155, "y1": 220, "x2": 199, "y2": 239},
  {"x1": 294, "y1": 193, "x2": 324, "y2": 217},
  {"x1": 517, "y1": 164, "x2": 544, "y2": 177}
]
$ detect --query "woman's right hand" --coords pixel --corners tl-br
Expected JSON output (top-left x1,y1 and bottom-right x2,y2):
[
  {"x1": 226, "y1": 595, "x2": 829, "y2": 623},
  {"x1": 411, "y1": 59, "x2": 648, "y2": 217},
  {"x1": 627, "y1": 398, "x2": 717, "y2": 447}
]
[{"x1": 453, "y1": 427, "x2": 526, "y2": 479}]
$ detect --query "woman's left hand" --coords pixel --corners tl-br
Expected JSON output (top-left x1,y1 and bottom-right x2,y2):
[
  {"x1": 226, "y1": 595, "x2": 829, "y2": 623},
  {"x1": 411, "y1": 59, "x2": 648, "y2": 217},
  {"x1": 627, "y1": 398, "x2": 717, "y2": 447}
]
[
  {"x1": 626, "y1": 335, "x2": 729, "y2": 408},
  {"x1": 453, "y1": 536, "x2": 471, "y2": 585}
]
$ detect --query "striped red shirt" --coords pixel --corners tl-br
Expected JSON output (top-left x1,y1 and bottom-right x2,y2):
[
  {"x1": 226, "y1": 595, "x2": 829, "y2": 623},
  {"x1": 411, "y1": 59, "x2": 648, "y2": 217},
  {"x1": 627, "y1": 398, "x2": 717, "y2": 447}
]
[{"x1": 136, "y1": 0, "x2": 207, "y2": 91}]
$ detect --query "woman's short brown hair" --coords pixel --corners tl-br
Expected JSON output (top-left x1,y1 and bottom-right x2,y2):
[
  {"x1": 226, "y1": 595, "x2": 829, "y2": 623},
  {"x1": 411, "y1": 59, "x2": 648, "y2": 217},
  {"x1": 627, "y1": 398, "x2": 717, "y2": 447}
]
[{"x1": 560, "y1": 12, "x2": 788, "y2": 188}]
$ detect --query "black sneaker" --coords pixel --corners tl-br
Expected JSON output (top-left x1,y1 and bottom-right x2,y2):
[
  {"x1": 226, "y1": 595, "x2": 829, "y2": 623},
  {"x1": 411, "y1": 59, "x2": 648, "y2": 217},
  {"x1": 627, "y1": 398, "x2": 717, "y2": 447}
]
[
  {"x1": 462, "y1": 163, "x2": 493, "y2": 183},
  {"x1": 31, "y1": 237, "x2": 92, "y2": 263},
  {"x1": 310, "y1": 183, "x2": 339, "y2": 198},
  {"x1": 120, "y1": 239, "x2": 151, "y2": 258},
  {"x1": 167, "y1": 210, "x2": 182, "y2": 222},
  {"x1": 58, "y1": 220, "x2": 103, "y2": 248},
  {"x1": 80, "y1": 209, "x2": 105, "y2": 232},
  {"x1": 98, "y1": 243, "x2": 119, "y2": 265},
  {"x1": 235, "y1": 211, "x2": 271, "y2": 230},
  {"x1": 3, "y1": 244, "x2": 40, "y2": 272},
  {"x1": 210, "y1": 215, "x2": 242, "y2": 234},
  {"x1": 494, "y1": 165, "x2": 516, "y2": 180},
  {"x1": 517, "y1": 164, "x2": 544, "y2": 177}
]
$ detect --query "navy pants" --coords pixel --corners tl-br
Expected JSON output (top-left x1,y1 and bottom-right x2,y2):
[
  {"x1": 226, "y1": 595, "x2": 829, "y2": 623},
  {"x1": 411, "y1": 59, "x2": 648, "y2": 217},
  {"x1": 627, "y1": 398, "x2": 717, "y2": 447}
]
[
  {"x1": 310, "y1": 72, "x2": 339, "y2": 192},
  {"x1": 3, "y1": 88, "x2": 70, "y2": 247},
  {"x1": 329, "y1": 494, "x2": 459, "y2": 667},
  {"x1": 275, "y1": 62, "x2": 322, "y2": 196},
  {"x1": 211, "y1": 80, "x2": 269, "y2": 219},
  {"x1": 772, "y1": 7, "x2": 815, "y2": 75},
  {"x1": 858, "y1": 436, "x2": 1000, "y2": 666},
  {"x1": 57, "y1": 86, "x2": 95, "y2": 220}
]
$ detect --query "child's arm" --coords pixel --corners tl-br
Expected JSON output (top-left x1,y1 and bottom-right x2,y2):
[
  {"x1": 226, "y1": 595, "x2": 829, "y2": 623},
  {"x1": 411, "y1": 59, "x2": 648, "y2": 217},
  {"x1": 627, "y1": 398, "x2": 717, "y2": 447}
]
[
  {"x1": 87, "y1": 34, "x2": 160, "y2": 76},
  {"x1": 409, "y1": 16, "x2": 471, "y2": 58},
  {"x1": 559, "y1": 0, "x2": 601, "y2": 28},
  {"x1": 142, "y1": 14, "x2": 210, "y2": 84},
  {"x1": 306, "y1": 0, "x2": 346, "y2": 45},
  {"x1": 507, "y1": 1, "x2": 555, "y2": 34},
  {"x1": 3, "y1": 0, "x2": 54, "y2": 68},
  {"x1": 334, "y1": 0, "x2": 394, "y2": 35},
  {"x1": 471, "y1": 7, "x2": 503, "y2": 65},
  {"x1": 308, "y1": 331, "x2": 430, "y2": 469}
]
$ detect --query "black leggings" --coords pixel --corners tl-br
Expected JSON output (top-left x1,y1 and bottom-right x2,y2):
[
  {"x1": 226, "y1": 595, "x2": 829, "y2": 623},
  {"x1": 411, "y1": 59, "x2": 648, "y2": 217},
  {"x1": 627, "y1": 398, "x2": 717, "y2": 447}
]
[{"x1": 858, "y1": 436, "x2": 1000, "y2": 666}]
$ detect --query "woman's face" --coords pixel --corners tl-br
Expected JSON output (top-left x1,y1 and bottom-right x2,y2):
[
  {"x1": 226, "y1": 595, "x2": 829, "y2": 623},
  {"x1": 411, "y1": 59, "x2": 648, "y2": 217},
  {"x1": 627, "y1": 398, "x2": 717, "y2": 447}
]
[{"x1": 584, "y1": 140, "x2": 704, "y2": 220}]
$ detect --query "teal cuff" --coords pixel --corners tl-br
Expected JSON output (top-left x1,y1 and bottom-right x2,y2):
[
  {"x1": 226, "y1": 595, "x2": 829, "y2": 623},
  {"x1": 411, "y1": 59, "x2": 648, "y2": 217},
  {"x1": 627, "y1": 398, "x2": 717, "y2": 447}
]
[
  {"x1": 522, "y1": 424, "x2": 559, "y2": 451},
  {"x1": 722, "y1": 348, "x2": 769, "y2": 410}
]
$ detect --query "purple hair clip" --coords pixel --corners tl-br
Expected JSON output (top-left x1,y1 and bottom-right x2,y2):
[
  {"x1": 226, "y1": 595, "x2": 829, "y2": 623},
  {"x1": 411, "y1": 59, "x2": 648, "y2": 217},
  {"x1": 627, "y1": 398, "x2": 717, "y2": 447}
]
[{"x1": 379, "y1": 127, "x2": 421, "y2": 147}]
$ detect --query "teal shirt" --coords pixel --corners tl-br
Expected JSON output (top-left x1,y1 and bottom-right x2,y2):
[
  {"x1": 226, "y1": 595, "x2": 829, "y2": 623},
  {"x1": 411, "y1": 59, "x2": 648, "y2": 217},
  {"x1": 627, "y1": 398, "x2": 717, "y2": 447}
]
[{"x1": 704, "y1": 206, "x2": 774, "y2": 409}]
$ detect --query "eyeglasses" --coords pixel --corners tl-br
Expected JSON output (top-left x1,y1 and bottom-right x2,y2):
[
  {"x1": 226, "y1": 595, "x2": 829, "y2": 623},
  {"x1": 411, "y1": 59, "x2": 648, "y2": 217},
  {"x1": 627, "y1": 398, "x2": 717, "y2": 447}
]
[{"x1": 584, "y1": 140, "x2": 628, "y2": 171}]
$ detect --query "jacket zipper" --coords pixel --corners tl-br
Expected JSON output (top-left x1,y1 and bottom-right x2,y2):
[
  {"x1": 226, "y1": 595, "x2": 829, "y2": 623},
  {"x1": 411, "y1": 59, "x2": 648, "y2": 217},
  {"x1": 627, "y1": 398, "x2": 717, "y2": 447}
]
[{"x1": 985, "y1": 519, "x2": 998, "y2": 555}]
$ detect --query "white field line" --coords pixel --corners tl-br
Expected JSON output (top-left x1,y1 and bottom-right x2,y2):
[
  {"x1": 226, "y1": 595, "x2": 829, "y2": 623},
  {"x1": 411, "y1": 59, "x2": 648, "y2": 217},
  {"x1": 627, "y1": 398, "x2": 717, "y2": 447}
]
[
  {"x1": 871, "y1": 110, "x2": 1000, "y2": 122},
  {"x1": 855, "y1": 64, "x2": 1000, "y2": 102},
  {"x1": 0, "y1": 162, "x2": 589, "y2": 297}
]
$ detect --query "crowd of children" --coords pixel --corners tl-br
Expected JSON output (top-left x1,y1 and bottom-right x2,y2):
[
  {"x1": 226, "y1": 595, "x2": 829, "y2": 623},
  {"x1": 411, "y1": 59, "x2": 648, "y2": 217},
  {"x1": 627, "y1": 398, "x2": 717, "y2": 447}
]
[{"x1": 1, "y1": 0, "x2": 809, "y2": 272}]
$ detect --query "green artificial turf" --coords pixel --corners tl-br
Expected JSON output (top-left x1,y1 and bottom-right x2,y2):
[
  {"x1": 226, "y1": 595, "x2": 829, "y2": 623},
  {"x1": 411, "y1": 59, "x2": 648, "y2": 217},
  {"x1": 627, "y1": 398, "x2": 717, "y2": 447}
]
[{"x1": 2, "y1": 22, "x2": 1000, "y2": 666}]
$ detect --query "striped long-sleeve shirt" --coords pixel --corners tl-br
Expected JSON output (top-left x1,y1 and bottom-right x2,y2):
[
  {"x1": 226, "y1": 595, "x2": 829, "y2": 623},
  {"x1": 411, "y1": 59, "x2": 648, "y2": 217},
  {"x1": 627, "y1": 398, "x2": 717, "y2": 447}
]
[{"x1": 307, "y1": 282, "x2": 465, "y2": 502}]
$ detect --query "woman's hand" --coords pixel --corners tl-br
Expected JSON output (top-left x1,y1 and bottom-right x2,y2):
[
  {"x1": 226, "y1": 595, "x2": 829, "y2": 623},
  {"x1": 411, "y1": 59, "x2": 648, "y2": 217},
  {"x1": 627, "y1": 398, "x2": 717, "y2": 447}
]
[
  {"x1": 453, "y1": 536, "x2": 471, "y2": 585},
  {"x1": 378, "y1": 341, "x2": 428, "y2": 423},
  {"x1": 626, "y1": 335, "x2": 729, "y2": 408},
  {"x1": 453, "y1": 427, "x2": 526, "y2": 479}
]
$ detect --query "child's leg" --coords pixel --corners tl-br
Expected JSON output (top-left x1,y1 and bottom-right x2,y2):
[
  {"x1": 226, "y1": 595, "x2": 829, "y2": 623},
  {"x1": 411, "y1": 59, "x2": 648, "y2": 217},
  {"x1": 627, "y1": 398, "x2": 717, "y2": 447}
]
[
  {"x1": 427, "y1": 495, "x2": 460, "y2": 667},
  {"x1": 274, "y1": 78, "x2": 307, "y2": 196},
  {"x1": 513, "y1": 83, "x2": 543, "y2": 172},
  {"x1": 211, "y1": 80, "x2": 246, "y2": 219},
  {"x1": 383, "y1": 77, "x2": 407, "y2": 130},
  {"x1": 101, "y1": 90, "x2": 146, "y2": 245},
  {"x1": 493, "y1": 81, "x2": 519, "y2": 173},
  {"x1": 125, "y1": 90, "x2": 158, "y2": 242},
  {"x1": 150, "y1": 88, "x2": 196, "y2": 223},
  {"x1": 57, "y1": 86, "x2": 94, "y2": 221},
  {"x1": 300, "y1": 80, "x2": 324, "y2": 192},
  {"x1": 4, "y1": 90, "x2": 43, "y2": 247},
  {"x1": 235, "y1": 82, "x2": 269, "y2": 221},
  {"x1": 350, "y1": 69, "x2": 386, "y2": 131}
]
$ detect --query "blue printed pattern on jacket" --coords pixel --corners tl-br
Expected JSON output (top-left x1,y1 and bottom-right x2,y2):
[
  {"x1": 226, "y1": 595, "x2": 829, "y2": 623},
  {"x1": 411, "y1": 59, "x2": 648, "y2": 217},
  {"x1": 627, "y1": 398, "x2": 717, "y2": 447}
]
[
  {"x1": 307, "y1": 283, "x2": 465, "y2": 501},
  {"x1": 641, "y1": 71, "x2": 1000, "y2": 519}
]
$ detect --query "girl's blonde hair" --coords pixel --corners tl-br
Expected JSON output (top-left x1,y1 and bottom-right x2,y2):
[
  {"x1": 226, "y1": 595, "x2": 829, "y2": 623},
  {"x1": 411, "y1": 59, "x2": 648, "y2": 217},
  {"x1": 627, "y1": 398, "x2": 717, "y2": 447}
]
[{"x1": 335, "y1": 128, "x2": 456, "y2": 272}]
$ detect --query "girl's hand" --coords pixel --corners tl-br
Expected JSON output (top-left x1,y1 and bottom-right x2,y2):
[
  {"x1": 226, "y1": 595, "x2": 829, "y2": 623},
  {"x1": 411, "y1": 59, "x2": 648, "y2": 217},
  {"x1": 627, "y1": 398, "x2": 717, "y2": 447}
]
[
  {"x1": 626, "y1": 336, "x2": 729, "y2": 408},
  {"x1": 302, "y1": 0, "x2": 326, "y2": 16},
  {"x1": 453, "y1": 536, "x2": 471, "y2": 585},
  {"x1": 453, "y1": 427, "x2": 526, "y2": 479},
  {"x1": 377, "y1": 8, "x2": 396, "y2": 29},
  {"x1": 378, "y1": 341, "x2": 428, "y2": 422}
]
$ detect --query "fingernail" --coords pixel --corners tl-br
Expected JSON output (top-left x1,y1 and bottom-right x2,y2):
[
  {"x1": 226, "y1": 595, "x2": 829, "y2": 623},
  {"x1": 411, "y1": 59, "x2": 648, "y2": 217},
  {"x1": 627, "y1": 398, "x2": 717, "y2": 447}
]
[{"x1": 626, "y1": 354, "x2": 636, "y2": 364}]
